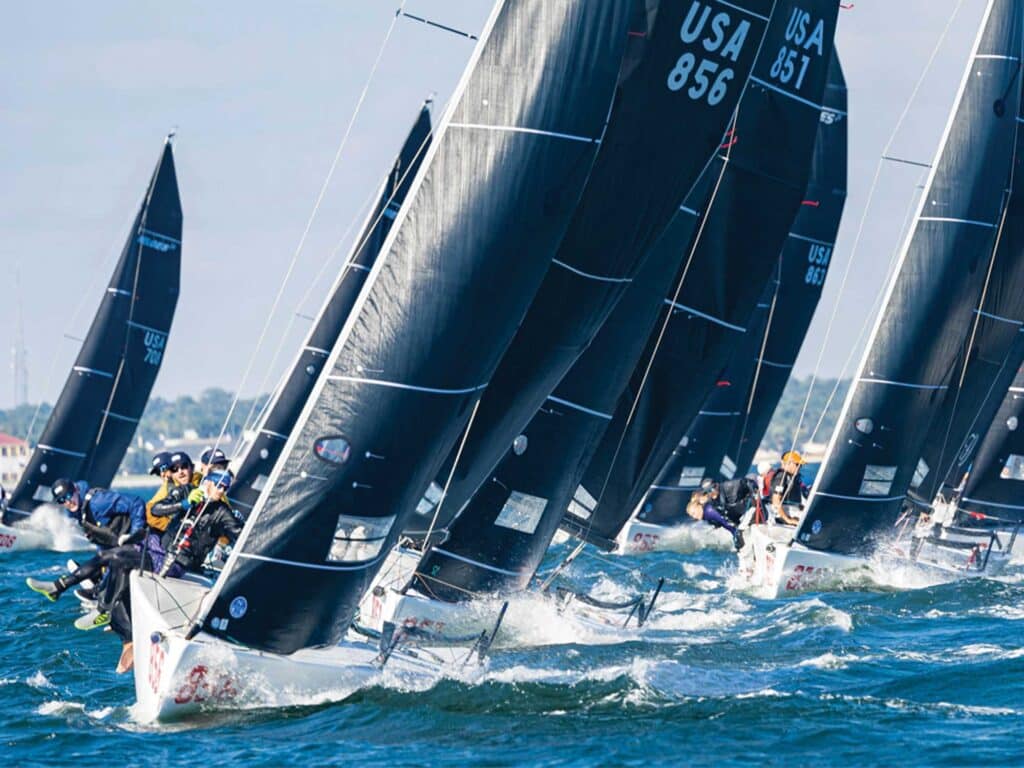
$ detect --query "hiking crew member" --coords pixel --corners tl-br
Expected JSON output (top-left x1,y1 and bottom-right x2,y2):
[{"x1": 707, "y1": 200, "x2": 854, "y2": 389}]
[
  {"x1": 764, "y1": 451, "x2": 809, "y2": 526},
  {"x1": 718, "y1": 476, "x2": 760, "y2": 526},
  {"x1": 146, "y1": 451, "x2": 198, "y2": 532},
  {"x1": 686, "y1": 479, "x2": 744, "y2": 550},
  {"x1": 49, "y1": 477, "x2": 146, "y2": 548}
]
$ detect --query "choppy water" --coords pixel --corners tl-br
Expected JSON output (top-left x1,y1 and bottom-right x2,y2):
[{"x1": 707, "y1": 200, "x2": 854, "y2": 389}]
[{"x1": 3, "y1": 528, "x2": 1023, "y2": 767}]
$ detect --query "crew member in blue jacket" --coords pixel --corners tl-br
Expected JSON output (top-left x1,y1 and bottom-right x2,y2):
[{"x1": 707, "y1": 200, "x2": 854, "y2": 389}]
[{"x1": 49, "y1": 477, "x2": 146, "y2": 547}]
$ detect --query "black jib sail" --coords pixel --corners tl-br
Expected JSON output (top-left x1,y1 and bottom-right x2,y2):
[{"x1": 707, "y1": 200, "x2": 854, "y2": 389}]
[
  {"x1": 639, "y1": 50, "x2": 848, "y2": 525},
  {"x1": 566, "y1": 2, "x2": 840, "y2": 549},
  {"x1": 197, "y1": 0, "x2": 634, "y2": 655},
  {"x1": 404, "y1": 0, "x2": 776, "y2": 541},
  {"x1": 229, "y1": 104, "x2": 433, "y2": 515},
  {"x1": 956, "y1": 364, "x2": 1024, "y2": 521},
  {"x1": 913, "y1": 106, "x2": 1024, "y2": 505},
  {"x1": 5, "y1": 139, "x2": 182, "y2": 521},
  {"x1": 796, "y1": 0, "x2": 1024, "y2": 557}
]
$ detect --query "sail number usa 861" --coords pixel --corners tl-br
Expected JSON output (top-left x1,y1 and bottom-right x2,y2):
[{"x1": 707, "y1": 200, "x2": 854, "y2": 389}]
[
  {"x1": 666, "y1": 3, "x2": 752, "y2": 105},
  {"x1": 804, "y1": 243, "x2": 831, "y2": 286}
]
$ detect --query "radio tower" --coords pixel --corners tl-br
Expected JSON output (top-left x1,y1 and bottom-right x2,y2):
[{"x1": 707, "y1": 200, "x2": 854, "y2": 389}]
[{"x1": 11, "y1": 266, "x2": 28, "y2": 406}]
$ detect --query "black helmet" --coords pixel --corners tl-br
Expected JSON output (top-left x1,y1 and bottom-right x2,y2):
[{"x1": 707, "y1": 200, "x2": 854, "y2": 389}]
[
  {"x1": 168, "y1": 451, "x2": 193, "y2": 470},
  {"x1": 149, "y1": 450, "x2": 173, "y2": 476},
  {"x1": 200, "y1": 446, "x2": 229, "y2": 468},
  {"x1": 51, "y1": 478, "x2": 76, "y2": 504}
]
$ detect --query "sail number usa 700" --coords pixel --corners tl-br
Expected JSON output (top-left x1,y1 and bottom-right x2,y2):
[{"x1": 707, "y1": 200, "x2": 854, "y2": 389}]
[{"x1": 666, "y1": 2, "x2": 752, "y2": 105}]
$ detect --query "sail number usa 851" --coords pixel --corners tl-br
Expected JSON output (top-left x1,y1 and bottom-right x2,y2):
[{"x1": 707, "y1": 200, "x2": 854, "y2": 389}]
[
  {"x1": 666, "y1": 2, "x2": 752, "y2": 105},
  {"x1": 770, "y1": 7, "x2": 828, "y2": 91}
]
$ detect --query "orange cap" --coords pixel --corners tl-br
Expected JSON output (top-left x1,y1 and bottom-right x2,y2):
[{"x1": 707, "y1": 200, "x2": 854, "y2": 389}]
[{"x1": 781, "y1": 451, "x2": 805, "y2": 465}]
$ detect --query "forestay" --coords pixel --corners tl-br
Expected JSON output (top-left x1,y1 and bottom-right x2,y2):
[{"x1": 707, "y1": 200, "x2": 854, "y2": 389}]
[
  {"x1": 404, "y1": 0, "x2": 777, "y2": 542},
  {"x1": 197, "y1": 0, "x2": 633, "y2": 654},
  {"x1": 567, "y1": 1, "x2": 840, "y2": 549},
  {"x1": 230, "y1": 104, "x2": 433, "y2": 515},
  {"x1": 5, "y1": 140, "x2": 182, "y2": 521},
  {"x1": 797, "y1": 0, "x2": 1024, "y2": 555}
]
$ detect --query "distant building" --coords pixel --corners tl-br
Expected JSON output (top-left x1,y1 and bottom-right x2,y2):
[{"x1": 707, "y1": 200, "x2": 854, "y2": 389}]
[{"x1": 0, "y1": 433, "x2": 30, "y2": 488}]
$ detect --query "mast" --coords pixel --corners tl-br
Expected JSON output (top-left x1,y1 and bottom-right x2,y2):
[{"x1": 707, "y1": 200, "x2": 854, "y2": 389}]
[
  {"x1": 229, "y1": 103, "x2": 433, "y2": 515},
  {"x1": 403, "y1": 0, "x2": 778, "y2": 540},
  {"x1": 5, "y1": 139, "x2": 182, "y2": 520},
  {"x1": 568, "y1": 2, "x2": 841, "y2": 548},
  {"x1": 797, "y1": 0, "x2": 1024, "y2": 556},
  {"x1": 197, "y1": 0, "x2": 635, "y2": 655}
]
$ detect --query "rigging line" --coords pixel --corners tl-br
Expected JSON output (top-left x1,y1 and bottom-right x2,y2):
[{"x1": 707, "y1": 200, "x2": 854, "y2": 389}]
[
  {"x1": 735, "y1": 257, "x2": 783, "y2": 458},
  {"x1": 420, "y1": 395, "x2": 484, "y2": 555},
  {"x1": 788, "y1": 0, "x2": 968, "y2": 455},
  {"x1": 400, "y1": 11, "x2": 479, "y2": 40},
  {"x1": 234, "y1": 116, "x2": 437, "y2": 446},
  {"x1": 207, "y1": 3, "x2": 409, "y2": 464}
]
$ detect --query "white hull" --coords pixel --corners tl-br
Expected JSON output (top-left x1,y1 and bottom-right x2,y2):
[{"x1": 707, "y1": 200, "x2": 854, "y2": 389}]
[
  {"x1": 736, "y1": 523, "x2": 869, "y2": 598},
  {"x1": 131, "y1": 571, "x2": 444, "y2": 723},
  {"x1": 614, "y1": 518, "x2": 732, "y2": 555},
  {"x1": 910, "y1": 522, "x2": 1017, "y2": 577}
]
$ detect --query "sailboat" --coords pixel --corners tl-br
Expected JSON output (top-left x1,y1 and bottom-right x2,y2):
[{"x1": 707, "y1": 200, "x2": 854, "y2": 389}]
[
  {"x1": 359, "y1": 0, "x2": 838, "y2": 640},
  {"x1": 130, "y1": 0, "x2": 635, "y2": 721},
  {"x1": 0, "y1": 137, "x2": 182, "y2": 552},
  {"x1": 618, "y1": 52, "x2": 848, "y2": 554},
  {"x1": 229, "y1": 103, "x2": 433, "y2": 516},
  {"x1": 740, "y1": 0, "x2": 1024, "y2": 597}
]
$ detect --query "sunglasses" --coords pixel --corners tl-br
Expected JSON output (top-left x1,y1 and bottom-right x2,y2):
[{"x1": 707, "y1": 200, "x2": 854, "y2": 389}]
[
  {"x1": 55, "y1": 492, "x2": 74, "y2": 504},
  {"x1": 170, "y1": 464, "x2": 192, "y2": 472}
]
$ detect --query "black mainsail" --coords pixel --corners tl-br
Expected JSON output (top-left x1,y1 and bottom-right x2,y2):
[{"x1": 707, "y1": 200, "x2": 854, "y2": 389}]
[
  {"x1": 567, "y1": 2, "x2": 840, "y2": 548},
  {"x1": 639, "y1": 52, "x2": 848, "y2": 524},
  {"x1": 404, "y1": 0, "x2": 777, "y2": 541},
  {"x1": 229, "y1": 104, "x2": 433, "y2": 515},
  {"x1": 6, "y1": 139, "x2": 182, "y2": 521},
  {"x1": 197, "y1": 0, "x2": 634, "y2": 654},
  {"x1": 796, "y1": 0, "x2": 1024, "y2": 556},
  {"x1": 956, "y1": 363, "x2": 1024, "y2": 521}
]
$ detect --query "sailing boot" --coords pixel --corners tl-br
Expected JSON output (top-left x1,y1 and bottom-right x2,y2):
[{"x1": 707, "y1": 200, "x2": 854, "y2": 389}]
[
  {"x1": 74, "y1": 610, "x2": 110, "y2": 631},
  {"x1": 26, "y1": 575, "x2": 71, "y2": 602}
]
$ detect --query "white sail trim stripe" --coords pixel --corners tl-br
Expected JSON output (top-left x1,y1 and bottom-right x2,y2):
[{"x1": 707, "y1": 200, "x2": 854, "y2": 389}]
[
  {"x1": 917, "y1": 216, "x2": 997, "y2": 228},
  {"x1": 126, "y1": 320, "x2": 168, "y2": 336},
  {"x1": 102, "y1": 410, "x2": 139, "y2": 423},
  {"x1": 5, "y1": 507, "x2": 31, "y2": 518},
  {"x1": 698, "y1": 410, "x2": 742, "y2": 417},
  {"x1": 448, "y1": 122, "x2": 600, "y2": 144},
  {"x1": 664, "y1": 299, "x2": 746, "y2": 332},
  {"x1": 1008, "y1": 386, "x2": 1024, "y2": 393},
  {"x1": 758, "y1": 358, "x2": 793, "y2": 369},
  {"x1": 788, "y1": 232, "x2": 835, "y2": 247},
  {"x1": 715, "y1": 0, "x2": 770, "y2": 21},
  {"x1": 858, "y1": 377, "x2": 949, "y2": 390},
  {"x1": 304, "y1": 345, "x2": 332, "y2": 356},
  {"x1": 349, "y1": 263, "x2": 372, "y2": 272},
  {"x1": 72, "y1": 366, "x2": 114, "y2": 378},
  {"x1": 814, "y1": 491, "x2": 907, "y2": 503},
  {"x1": 106, "y1": 287, "x2": 132, "y2": 297},
  {"x1": 237, "y1": 551, "x2": 383, "y2": 572},
  {"x1": 432, "y1": 547, "x2": 522, "y2": 576},
  {"x1": 546, "y1": 395, "x2": 613, "y2": 420},
  {"x1": 973, "y1": 308, "x2": 1024, "y2": 326},
  {"x1": 679, "y1": 205, "x2": 700, "y2": 216},
  {"x1": 749, "y1": 77, "x2": 848, "y2": 114},
  {"x1": 139, "y1": 227, "x2": 181, "y2": 245},
  {"x1": 329, "y1": 375, "x2": 488, "y2": 395},
  {"x1": 650, "y1": 485, "x2": 697, "y2": 492},
  {"x1": 975, "y1": 54, "x2": 1021, "y2": 60},
  {"x1": 961, "y1": 497, "x2": 1024, "y2": 510},
  {"x1": 260, "y1": 428, "x2": 289, "y2": 441},
  {"x1": 37, "y1": 444, "x2": 87, "y2": 458},
  {"x1": 551, "y1": 259, "x2": 633, "y2": 284}
]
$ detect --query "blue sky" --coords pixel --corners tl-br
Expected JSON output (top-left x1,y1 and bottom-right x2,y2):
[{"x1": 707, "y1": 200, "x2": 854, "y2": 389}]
[{"x1": 0, "y1": 1, "x2": 983, "y2": 411}]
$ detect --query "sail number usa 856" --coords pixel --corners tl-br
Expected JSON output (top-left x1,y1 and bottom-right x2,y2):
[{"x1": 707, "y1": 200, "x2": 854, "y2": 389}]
[{"x1": 666, "y1": 2, "x2": 752, "y2": 105}]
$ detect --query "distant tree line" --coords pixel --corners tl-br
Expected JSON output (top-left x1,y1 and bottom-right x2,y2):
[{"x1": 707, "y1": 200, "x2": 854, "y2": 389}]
[{"x1": 0, "y1": 379, "x2": 849, "y2": 476}]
